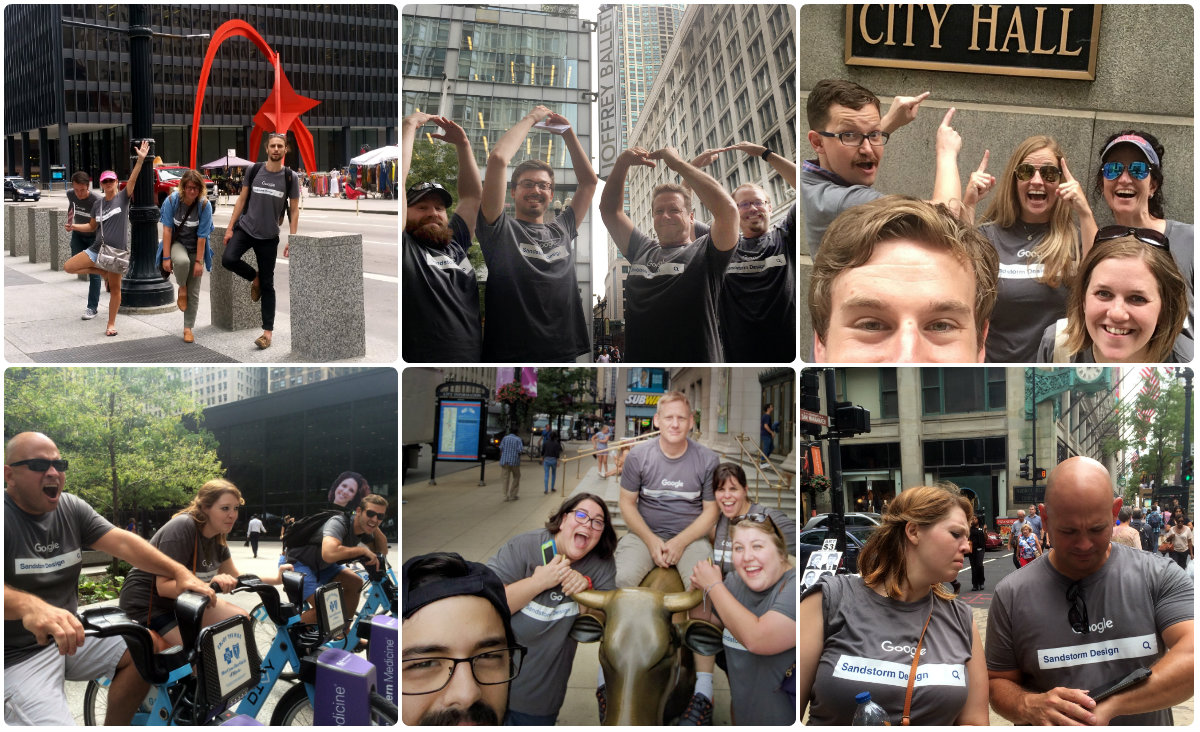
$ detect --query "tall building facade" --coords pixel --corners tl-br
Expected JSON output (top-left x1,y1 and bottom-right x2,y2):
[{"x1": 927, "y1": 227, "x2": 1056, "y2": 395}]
[
  {"x1": 267, "y1": 367, "x2": 370, "y2": 393},
  {"x1": 607, "y1": 4, "x2": 797, "y2": 324},
  {"x1": 176, "y1": 367, "x2": 266, "y2": 407},
  {"x1": 4, "y1": 5, "x2": 398, "y2": 182},
  {"x1": 402, "y1": 4, "x2": 595, "y2": 318}
]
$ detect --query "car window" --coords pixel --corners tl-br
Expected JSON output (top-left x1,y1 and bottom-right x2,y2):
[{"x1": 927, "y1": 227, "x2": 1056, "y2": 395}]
[
  {"x1": 800, "y1": 529, "x2": 828, "y2": 545},
  {"x1": 848, "y1": 526, "x2": 877, "y2": 544},
  {"x1": 160, "y1": 170, "x2": 182, "y2": 182}
]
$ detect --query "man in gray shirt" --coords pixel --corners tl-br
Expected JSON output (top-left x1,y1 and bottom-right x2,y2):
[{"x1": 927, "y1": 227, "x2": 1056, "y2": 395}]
[
  {"x1": 221, "y1": 132, "x2": 301, "y2": 350},
  {"x1": 987, "y1": 457, "x2": 1193, "y2": 725},
  {"x1": 65, "y1": 171, "x2": 102, "y2": 320},
  {"x1": 3, "y1": 432, "x2": 215, "y2": 725},
  {"x1": 615, "y1": 391, "x2": 718, "y2": 590}
]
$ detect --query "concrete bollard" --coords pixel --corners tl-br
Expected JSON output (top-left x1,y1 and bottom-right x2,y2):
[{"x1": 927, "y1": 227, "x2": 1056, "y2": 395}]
[
  {"x1": 288, "y1": 231, "x2": 366, "y2": 360},
  {"x1": 209, "y1": 225, "x2": 261, "y2": 331},
  {"x1": 4, "y1": 204, "x2": 13, "y2": 256},
  {"x1": 31, "y1": 206, "x2": 54, "y2": 264},
  {"x1": 48, "y1": 209, "x2": 74, "y2": 271},
  {"x1": 12, "y1": 204, "x2": 29, "y2": 257}
]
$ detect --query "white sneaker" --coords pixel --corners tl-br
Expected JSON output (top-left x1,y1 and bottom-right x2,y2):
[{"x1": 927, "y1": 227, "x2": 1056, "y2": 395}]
[{"x1": 82, "y1": 308, "x2": 98, "y2": 320}]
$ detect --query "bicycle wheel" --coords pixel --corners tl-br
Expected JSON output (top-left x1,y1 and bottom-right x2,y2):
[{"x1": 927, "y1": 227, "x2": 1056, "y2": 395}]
[
  {"x1": 82, "y1": 680, "x2": 107, "y2": 726},
  {"x1": 268, "y1": 684, "x2": 397, "y2": 725},
  {"x1": 251, "y1": 602, "x2": 276, "y2": 657}
]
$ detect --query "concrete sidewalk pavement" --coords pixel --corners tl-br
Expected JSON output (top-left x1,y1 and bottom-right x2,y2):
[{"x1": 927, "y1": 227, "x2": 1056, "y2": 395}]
[{"x1": 19, "y1": 187, "x2": 399, "y2": 216}]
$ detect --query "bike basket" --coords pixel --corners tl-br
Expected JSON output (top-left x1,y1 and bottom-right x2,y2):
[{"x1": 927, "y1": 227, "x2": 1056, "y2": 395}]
[
  {"x1": 196, "y1": 615, "x2": 262, "y2": 713},
  {"x1": 315, "y1": 581, "x2": 349, "y2": 639}
]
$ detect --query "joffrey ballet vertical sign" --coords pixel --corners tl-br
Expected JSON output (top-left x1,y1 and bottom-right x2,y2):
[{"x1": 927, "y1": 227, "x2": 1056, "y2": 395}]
[{"x1": 845, "y1": 4, "x2": 1101, "y2": 80}]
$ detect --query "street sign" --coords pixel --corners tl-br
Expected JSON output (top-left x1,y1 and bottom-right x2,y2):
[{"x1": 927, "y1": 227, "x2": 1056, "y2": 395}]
[{"x1": 799, "y1": 409, "x2": 829, "y2": 427}]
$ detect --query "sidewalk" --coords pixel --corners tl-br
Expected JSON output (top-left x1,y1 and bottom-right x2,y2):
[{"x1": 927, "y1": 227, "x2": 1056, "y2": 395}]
[{"x1": 25, "y1": 187, "x2": 399, "y2": 215}]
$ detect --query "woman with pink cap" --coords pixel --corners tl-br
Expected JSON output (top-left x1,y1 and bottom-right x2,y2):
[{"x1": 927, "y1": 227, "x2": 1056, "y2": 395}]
[{"x1": 64, "y1": 139, "x2": 150, "y2": 336}]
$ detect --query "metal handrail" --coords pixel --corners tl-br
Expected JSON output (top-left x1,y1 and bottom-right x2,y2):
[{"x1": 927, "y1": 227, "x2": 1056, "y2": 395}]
[
  {"x1": 562, "y1": 430, "x2": 662, "y2": 478},
  {"x1": 735, "y1": 433, "x2": 793, "y2": 508}
]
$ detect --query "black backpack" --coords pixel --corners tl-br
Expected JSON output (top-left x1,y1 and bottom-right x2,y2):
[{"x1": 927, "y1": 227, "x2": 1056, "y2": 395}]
[
  {"x1": 281, "y1": 509, "x2": 343, "y2": 550},
  {"x1": 1131, "y1": 520, "x2": 1154, "y2": 552},
  {"x1": 244, "y1": 162, "x2": 297, "y2": 225}
]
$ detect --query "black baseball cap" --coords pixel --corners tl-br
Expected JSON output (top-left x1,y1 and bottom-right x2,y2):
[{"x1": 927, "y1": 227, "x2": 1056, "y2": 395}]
[
  {"x1": 402, "y1": 552, "x2": 515, "y2": 646},
  {"x1": 407, "y1": 181, "x2": 453, "y2": 207}
]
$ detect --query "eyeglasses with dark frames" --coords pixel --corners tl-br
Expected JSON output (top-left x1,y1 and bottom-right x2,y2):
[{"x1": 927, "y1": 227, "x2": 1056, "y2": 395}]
[
  {"x1": 1093, "y1": 225, "x2": 1170, "y2": 251},
  {"x1": 1101, "y1": 161, "x2": 1151, "y2": 180},
  {"x1": 402, "y1": 645, "x2": 526, "y2": 695},
  {"x1": 1066, "y1": 580, "x2": 1088, "y2": 634},
  {"x1": 817, "y1": 130, "x2": 890, "y2": 147},
  {"x1": 572, "y1": 509, "x2": 605, "y2": 531},
  {"x1": 7, "y1": 458, "x2": 69, "y2": 473},
  {"x1": 1014, "y1": 163, "x2": 1062, "y2": 183}
]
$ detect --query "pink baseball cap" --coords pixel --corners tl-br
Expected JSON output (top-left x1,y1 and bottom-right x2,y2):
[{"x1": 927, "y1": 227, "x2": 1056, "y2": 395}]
[{"x1": 99, "y1": 170, "x2": 117, "y2": 182}]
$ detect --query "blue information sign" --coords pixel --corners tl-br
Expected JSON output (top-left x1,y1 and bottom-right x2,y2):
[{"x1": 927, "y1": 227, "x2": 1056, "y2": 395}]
[{"x1": 437, "y1": 400, "x2": 483, "y2": 461}]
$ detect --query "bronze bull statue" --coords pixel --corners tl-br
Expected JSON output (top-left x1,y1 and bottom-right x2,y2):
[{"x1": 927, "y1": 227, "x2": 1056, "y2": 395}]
[{"x1": 570, "y1": 567, "x2": 724, "y2": 725}]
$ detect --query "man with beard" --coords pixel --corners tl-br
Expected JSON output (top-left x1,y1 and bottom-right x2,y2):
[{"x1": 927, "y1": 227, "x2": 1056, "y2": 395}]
[
  {"x1": 402, "y1": 552, "x2": 521, "y2": 725},
  {"x1": 4, "y1": 432, "x2": 216, "y2": 724},
  {"x1": 221, "y1": 132, "x2": 301, "y2": 350},
  {"x1": 803, "y1": 79, "x2": 963, "y2": 256},
  {"x1": 600, "y1": 147, "x2": 739, "y2": 362},
  {"x1": 401, "y1": 112, "x2": 483, "y2": 361},
  {"x1": 477, "y1": 105, "x2": 597, "y2": 361}
]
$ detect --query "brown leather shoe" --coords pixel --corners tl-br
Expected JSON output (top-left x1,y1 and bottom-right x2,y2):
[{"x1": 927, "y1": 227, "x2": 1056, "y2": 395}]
[
  {"x1": 250, "y1": 278, "x2": 261, "y2": 302},
  {"x1": 177, "y1": 286, "x2": 187, "y2": 311},
  {"x1": 254, "y1": 334, "x2": 271, "y2": 349},
  {"x1": 183, "y1": 328, "x2": 194, "y2": 343}
]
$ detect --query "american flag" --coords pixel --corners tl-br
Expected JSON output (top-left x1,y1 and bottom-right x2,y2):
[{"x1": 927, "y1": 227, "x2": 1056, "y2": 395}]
[{"x1": 1138, "y1": 368, "x2": 1160, "y2": 423}]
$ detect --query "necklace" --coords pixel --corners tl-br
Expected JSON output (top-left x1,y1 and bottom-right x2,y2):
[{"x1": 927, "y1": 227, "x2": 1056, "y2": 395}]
[{"x1": 1018, "y1": 220, "x2": 1045, "y2": 241}]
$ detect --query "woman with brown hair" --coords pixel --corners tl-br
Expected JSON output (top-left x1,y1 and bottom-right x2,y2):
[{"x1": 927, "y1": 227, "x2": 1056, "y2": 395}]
[
  {"x1": 160, "y1": 168, "x2": 214, "y2": 343},
  {"x1": 118, "y1": 479, "x2": 290, "y2": 647},
  {"x1": 799, "y1": 484, "x2": 988, "y2": 725}
]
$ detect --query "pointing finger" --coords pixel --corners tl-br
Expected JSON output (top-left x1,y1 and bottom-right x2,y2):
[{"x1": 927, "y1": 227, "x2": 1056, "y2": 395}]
[
  {"x1": 1060, "y1": 156, "x2": 1074, "y2": 182},
  {"x1": 941, "y1": 107, "x2": 956, "y2": 127},
  {"x1": 911, "y1": 91, "x2": 931, "y2": 106},
  {"x1": 977, "y1": 149, "x2": 990, "y2": 173}
]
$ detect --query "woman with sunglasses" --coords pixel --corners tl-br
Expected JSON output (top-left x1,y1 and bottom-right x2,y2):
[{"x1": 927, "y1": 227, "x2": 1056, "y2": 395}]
[
  {"x1": 118, "y1": 480, "x2": 291, "y2": 648},
  {"x1": 799, "y1": 484, "x2": 988, "y2": 725},
  {"x1": 485, "y1": 493, "x2": 617, "y2": 725},
  {"x1": 962, "y1": 136, "x2": 1096, "y2": 361},
  {"x1": 1092, "y1": 131, "x2": 1193, "y2": 340},
  {"x1": 1037, "y1": 230, "x2": 1190, "y2": 362},
  {"x1": 689, "y1": 513, "x2": 796, "y2": 725}
]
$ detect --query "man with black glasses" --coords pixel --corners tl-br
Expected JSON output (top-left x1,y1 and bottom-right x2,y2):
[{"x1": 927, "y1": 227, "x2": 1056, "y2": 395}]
[
  {"x1": 402, "y1": 552, "x2": 523, "y2": 725},
  {"x1": 3, "y1": 432, "x2": 216, "y2": 725},
  {"x1": 985, "y1": 457, "x2": 1193, "y2": 725},
  {"x1": 802, "y1": 79, "x2": 963, "y2": 255}
]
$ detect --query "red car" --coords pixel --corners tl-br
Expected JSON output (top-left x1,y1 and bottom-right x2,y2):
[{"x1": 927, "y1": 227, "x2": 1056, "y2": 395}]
[
  {"x1": 984, "y1": 529, "x2": 1002, "y2": 550},
  {"x1": 121, "y1": 165, "x2": 217, "y2": 206}
]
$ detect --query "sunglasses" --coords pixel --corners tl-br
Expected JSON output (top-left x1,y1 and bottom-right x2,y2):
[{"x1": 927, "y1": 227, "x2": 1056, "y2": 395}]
[
  {"x1": 1102, "y1": 161, "x2": 1151, "y2": 180},
  {"x1": 732, "y1": 512, "x2": 787, "y2": 544},
  {"x1": 1066, "y1": 580, "x2": 1088, "y2": 634},
  {"x1": 1014, "y1": 163, "x2": 1062, "y2": 183},
  {"x1": 8, "y1": 458, "x2": 69, "y2": 472},
  {"x1": 362, "y1": 509, "x2": 385, "y2": 520},
  {"x1": 1093, "y1": 225, "x2": 1170, "y2": 251}
]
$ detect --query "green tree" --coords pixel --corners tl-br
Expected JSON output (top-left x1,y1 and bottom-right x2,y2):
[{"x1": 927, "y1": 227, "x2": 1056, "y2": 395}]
[
  {"x1": 530, "y1": 369, "x2": 598, "y2": 435},
  {"x1": 4, "y1": 368, "x2": 225, "y2": 521},
  {"x1": 1104, "y1": 375, "x2": 1186, "y2": 492}
]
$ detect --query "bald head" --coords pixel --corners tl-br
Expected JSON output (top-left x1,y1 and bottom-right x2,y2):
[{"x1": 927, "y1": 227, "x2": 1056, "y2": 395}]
[
  {"x1": 1042, "y1": 456, "x2": 1120, "y2": 580},
  {"x1": 5, "y1": 432, "x2": 57, "y2": 464},
  {"x1": 1045, "y1": 457, "x2": 1113, "y2": 510}
]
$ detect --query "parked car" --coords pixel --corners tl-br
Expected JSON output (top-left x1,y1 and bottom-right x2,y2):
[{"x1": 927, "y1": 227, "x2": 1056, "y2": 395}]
[
  {"x1": 4, "y1": 176, "x2": 39, "y2": 201},
  {"x1": 801, "y1": 512, "x2": 882, "y2": 531},
  {"x1": 799, "y1": 525, "x2": 877, "y2": 574},
  {"x1": 120, "y1": 165, "x2": 217, "y2": 206},
  {"x1": 983, "y1": 528, "x2": 1002, "y2": 551}
]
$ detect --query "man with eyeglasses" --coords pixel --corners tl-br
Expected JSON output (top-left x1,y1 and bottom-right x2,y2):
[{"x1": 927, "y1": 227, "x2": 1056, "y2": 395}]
[
  {"x1": 600, "y1": 146, "x2": 740, "y2": 362},
  {"x1": 282, "y1": 494, "x2": 388, "y2": 625},
  {"x1": 986, "y1": 457, "x2": 1193, "y2": 726},
  {"x1": 803, "y1": 79, "x2": 963, "y2": 257},
  {"x1": 402, "y1": 111, "x2": 483, "y2": 362},
  {"x1": 3, "y1": 432, "x2": 217, "y2": 725},
  {"x1": 402, "y1": 552, "x2": 523, "y2": 725},
  {"x1": 476, "y1": 105, "x2": 597, "y2": 362}
]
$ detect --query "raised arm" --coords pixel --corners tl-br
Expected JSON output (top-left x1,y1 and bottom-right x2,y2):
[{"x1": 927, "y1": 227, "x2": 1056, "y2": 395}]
[
  {"x1": 930, "y1": 108, "x2": 963, "y2": 207},
  {"x1": 125, "y1": 140, "x2": 151, "y2": 202},
  {"x1": 648, "y1": 147, "x2": 739, "y2": 251},
  {"x1": 599, "y1": 147, "x2": 654, "y2": 257},
  {"x1": 552, "y1": 113, "x2": 599, "y2": 228},
  {"x1": 429, "y1": 115, "x2": 482, "y2": 238},
  {"x1": 719, "y1": 141, "x2": 796, "y2": 188},
  {"x1": 401, "y1": 111, "x2": 439, "y2": 230},
  {"x1": 481, "y1": 105, "x2": 553, "y2": 224},
  {"x1": 688, "y1": 561, "x2": 794, "y2": 656},
  {"x1": 960, "y1": 149, "x2": 996, "y2": 226},
  {"x1": 1056, "y1": 157, "x2": 1098, "y2": 257},
  {"x1": 880, "y1": 91, "x2": 930, "y2": 134}
]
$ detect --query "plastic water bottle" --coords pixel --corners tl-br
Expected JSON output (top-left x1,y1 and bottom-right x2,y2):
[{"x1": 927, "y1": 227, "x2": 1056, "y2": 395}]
[{"x1": 851, "y1": 691, "x2": 888, "y2": 725}]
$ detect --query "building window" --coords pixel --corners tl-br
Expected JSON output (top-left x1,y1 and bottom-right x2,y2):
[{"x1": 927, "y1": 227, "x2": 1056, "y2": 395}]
[
  {"x1": 758, "y1": 96, "x2": 777, "y2": 126},
  {"x1": 753, "y1": 64, "x2": 772, "y2": 98},
  {"x1": 773, "y1": 33, "x2": 795, "y2": 73},
  {"x1": 402, "y1": 17, "x2": 449, "y2": 77},
  {"x1": 719, "y1": 111, "x2": 733, "y2": 139},
  {"x1": 457, "y1": 22, "x2": 581, "y2": 88},
  {"x1": 880, "y1": 368, "x2": 899, "y2": 418},
  {"x1": 734, "y1": 90, "x2": 750, "y2": 120},
  {"x1": 730, "y1": 60, "x2": 744, "y2": 89},
  {"x1": 922, "y1": 368, "x2": 1007, "y2": 415},
  {"x1": 746, "y1": 33, "x2": 765, "y2": 67}
]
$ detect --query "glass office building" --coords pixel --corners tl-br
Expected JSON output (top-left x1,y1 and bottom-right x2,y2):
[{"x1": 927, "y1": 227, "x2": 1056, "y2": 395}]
[{"x1": 4, "y1": 4, "x2": 398, "y2": 182}]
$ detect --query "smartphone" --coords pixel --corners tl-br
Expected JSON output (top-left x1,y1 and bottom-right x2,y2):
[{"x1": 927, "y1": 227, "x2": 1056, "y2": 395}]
[
  {"x1": 540, "y1": 539, "x2": 556, "y2": 565},
  {"x1": 1089, "y1": 667, "x2": 1151, "y2": 702}
]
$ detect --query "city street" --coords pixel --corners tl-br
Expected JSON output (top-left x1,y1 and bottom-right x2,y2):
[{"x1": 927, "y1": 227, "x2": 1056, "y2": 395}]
[{"x1": 4, "y1": 192, "x2": 397, "y2": 363}]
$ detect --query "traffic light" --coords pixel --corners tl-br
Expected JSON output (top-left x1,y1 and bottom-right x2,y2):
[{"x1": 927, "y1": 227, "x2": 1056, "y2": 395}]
[
  {"x1": 1019, "y1": 455, "x2": 1030, "y2": 480},
  {"x1": 800, "y1": 369, "x2": 822, "y2": 437},
  {"x1": 1035, "y1": 468, "x2": 1047, "y2": 481},
  {"x1": 834, "y1": 401, "x2": 871, "y2": 437},
  {"x1": 1183, "y1": 456, "x2": 1193, "y2": 485}
]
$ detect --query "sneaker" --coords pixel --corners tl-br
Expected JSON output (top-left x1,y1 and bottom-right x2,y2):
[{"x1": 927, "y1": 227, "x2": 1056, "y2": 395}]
[
  {"x1": 82, "y1": 308, "x2": 98, "y2": 320},
  {"x1": 596, "y1": 685, "x2": 607, "y2": 724},
  {"x1": 678, "y1": 692, "x2": 713, "y2": 725}
]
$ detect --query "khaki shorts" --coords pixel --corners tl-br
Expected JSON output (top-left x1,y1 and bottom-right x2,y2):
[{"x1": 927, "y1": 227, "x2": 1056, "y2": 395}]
[{"x1": 614, "y1": 532, "x2": 712, "y2": 589}]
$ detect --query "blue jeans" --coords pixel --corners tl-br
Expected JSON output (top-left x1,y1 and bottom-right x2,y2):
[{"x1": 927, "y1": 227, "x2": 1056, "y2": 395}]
[
  {"x1": 761, "y1": 434, "x2": 773, "y2": 459},
  {"x1": 70, "y1": 232, "x2": 100, "y2": 310},
  {"x1": 543, "y1": 457, "x2": 558, "y2": 492},
  {"x1": 280, "y1": 555, "x2": 347, "y2": 602}
]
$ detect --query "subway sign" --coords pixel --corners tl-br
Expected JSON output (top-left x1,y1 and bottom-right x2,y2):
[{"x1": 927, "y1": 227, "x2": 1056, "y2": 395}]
[
  {"x1": 845, "y1": 4, "x2": 1101, "y2": 80},
  {"x1": 625, "y1": 393, "x2": 662, "y2": 406}
]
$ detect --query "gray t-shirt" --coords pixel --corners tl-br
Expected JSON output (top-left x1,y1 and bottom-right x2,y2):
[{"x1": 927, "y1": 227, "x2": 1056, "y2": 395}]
[
  {"x1": 475, "y1": 208, "x2": 590, "y2": 361},
  {"x1": 986, "y1": 543, "x2": 1192, "y2": 725},
  {"x1": 5, "y1": 491, "x2": 115, "y2": 666},
  {"x1": 711, "y1": 504, "x2": 796, "y2": 573},
  {"x1": 402, "y1": 213, "x2": 483, "y2": 362},
  {"x1": 718, "y1": 568, "x2": 796, "y2": 725},
  {"x1": 285, "y1": 513, "x2": 369, "y2": 572},
  {"x1": 1164, "y1": 219, "x2": 1194, "y2": 342},
  {"x1": 1035, "y1": 321, "x2": 1194, "y2": 363},
  {"x1": 90, "y1": 189, "x2": 132, "y2": 252},
  {"x1": 237, "y1": 165, "x2": 299, "y2": 240},
  {"x1": 620, "y1": 437, "x2": 717, "y2": 539},
  {"x1": 486, "y1": 529, "x2": 616, "y2": 717},
  {"x1": 118, "y1": 514, "x2": 232, "y2": 624},
  {"x1": 67, "y1": 189, "x2": 100, "y2": 242},
  {"x1": 719, "y1": 203, "x2": 796, "y2": 362},
  {"x1": 624, "y1": 228, "x2": 734, "y2": 362},
  {"x1": 979, "y1": 222, "x2": 1070, "y2": 362},
  {"x1": 802, "y1": 574, "x2": 976, "y2": 726},
  {"x1": 801, "y1": 161, "x2": 885, "y2": 257}
]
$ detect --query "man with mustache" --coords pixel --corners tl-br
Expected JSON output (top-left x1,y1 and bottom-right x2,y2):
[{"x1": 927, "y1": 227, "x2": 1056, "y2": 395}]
[
  {"x1": 3, "y1": 432, "x2": 216, "y2": 725},
  {"x1": 476, "y1": 105, "x2": 597, "y2": 361},
  {"x1": 402, "y1": 111, "x2": 483, "y2": 362},
  {"x1": 402, "y1": 552, "x2": 521, "y2": 725},
  {"x1": 803, "y1": 79, "x2": 963, "y2": 256}
]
